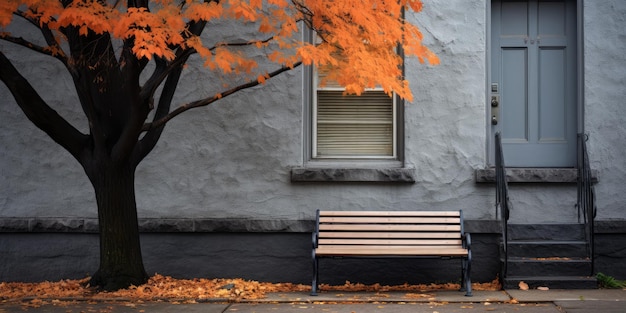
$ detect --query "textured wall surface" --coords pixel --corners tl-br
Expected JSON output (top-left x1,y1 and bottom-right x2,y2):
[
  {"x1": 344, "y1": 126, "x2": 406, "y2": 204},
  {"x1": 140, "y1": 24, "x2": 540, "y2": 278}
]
[
  {"x1": 2, "y1": 1, "x2": 623, "y2": 224},
  {"x1": 1, "y1": 0, "x2": 625, "y2": 282},
  {"x1": 583, "y1": 0, "x2": 626, "y2": 220},
  {"x1": 0, "y1": 0, "x2": 490, "y2": 222}
]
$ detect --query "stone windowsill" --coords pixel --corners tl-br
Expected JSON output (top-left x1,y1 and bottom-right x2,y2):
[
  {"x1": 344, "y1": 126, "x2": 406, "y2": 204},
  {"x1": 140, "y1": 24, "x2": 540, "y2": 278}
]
[
  {"x1": 475, "y1": 168, "x2": 598, "y2": 183},
  {"x1": 290, "y1": 166, "x2": 416, "y2": 183}
]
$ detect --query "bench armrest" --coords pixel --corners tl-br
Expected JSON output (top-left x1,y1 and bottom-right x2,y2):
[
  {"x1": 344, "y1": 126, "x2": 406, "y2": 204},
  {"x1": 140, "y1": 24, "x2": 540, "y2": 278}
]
[
  {"x1": 462, "y1": 233, "x2": 471, "y2": 251},
  {"x1": 312, "y1": 209, "x2": 320, "y2": 248},
  {"x1": 312, "y1": 231, "x2": 318, "y2": 248}
]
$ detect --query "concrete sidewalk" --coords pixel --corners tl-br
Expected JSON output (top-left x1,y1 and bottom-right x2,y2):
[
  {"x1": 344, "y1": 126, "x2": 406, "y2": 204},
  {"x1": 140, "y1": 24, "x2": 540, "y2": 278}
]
[{"x1": 1, "y1": 289, "x2": 624, "y2": 312}]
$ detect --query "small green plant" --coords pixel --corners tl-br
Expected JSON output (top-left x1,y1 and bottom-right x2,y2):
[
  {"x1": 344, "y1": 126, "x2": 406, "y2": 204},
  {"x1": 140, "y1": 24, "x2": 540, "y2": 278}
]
[{"x1": 596, "y1": 272, "x2": 626, "y2": 289}]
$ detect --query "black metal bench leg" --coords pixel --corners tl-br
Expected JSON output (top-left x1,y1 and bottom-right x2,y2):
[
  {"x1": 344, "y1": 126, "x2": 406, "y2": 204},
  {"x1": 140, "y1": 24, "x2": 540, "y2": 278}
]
[
  {"x1": 460, "y1": 258, "x2": 467, "y2": 292},
  {"x1": 311, "y1": 253, "x2": 319, "y2": 296},
  {"x1": 464, "y1": 255, "x2": 473, "y2": 296}
]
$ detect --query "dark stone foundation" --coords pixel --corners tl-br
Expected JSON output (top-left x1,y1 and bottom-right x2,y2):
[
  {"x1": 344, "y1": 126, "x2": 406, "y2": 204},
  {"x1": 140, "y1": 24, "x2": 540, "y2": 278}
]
[{"x1": 1, "y1": 218, "x2": 624, "y2": 284}]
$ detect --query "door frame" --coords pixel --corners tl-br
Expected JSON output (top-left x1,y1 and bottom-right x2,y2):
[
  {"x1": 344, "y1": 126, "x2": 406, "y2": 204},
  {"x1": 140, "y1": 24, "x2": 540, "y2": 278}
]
[{"x1": 486, "y1": 0, "x2": 584, "y2": 167}]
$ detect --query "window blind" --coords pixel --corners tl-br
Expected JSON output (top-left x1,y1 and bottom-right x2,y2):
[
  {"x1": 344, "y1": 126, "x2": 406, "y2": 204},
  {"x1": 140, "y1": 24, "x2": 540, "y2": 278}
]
[{"x1": 315, "y1": 90, "x2": 394, "y2": 157}]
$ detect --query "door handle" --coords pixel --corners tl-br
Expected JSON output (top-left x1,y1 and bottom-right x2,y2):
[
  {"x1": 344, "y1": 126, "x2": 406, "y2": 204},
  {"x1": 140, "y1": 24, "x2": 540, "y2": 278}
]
[{"x1": 491, "y1": 95, "x2": 500, "y2": 125}]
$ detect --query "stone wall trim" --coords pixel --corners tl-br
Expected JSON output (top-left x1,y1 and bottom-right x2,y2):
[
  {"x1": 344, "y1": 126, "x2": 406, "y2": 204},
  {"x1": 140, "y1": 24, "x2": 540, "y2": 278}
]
[
  {"x1": 290, "y1": 167, "x2": 416, "y2": 183},
  {"x1": 475, "y1": 168, "x2": 599, "y2": 183},
  {"x1": 2, "y1": 217, "x2": 623, "y2": 234}
]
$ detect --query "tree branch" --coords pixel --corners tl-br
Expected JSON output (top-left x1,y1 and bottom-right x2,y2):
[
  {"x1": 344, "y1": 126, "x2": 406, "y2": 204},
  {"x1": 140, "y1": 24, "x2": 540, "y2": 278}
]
[
  {"x1": 139, "y1": 10, "x2": 209, "y2": 101},
  {"x1": 141, "y1": 61, "x2": 302, "y2": 132},
  {"x1": 139, "y1": 49, "x2": 193, "y2": 104},
  {"x1": 61, "y1": 27, "x2": 116, "y2": 156},
  {"x1": 207, "y1": 36, "x2": 275, "y2": 51},
  {"x1": 139, "y1": 35, "x2": 276, "y2": 108},
  {"x1": 0, "y1": 34, "x2": 68, "y2": 65},
  {"x1": 110, "y1": 64, "x2": 148, "y2": 164},
  {"x1": 133, "y1": 18, "x2": 208, "y2": 163},
  {"x1": 138, "y1": 1, "x2": 275, "y2": 112},
  {"x1": 0, "y1": 51, "x2": 88, "y2": 161},
  {"x1": 13, "y1": 9, "x2": 68, "y2": 63},
  {"x1": 133, "y1": 60, "x2": 185, "y2": 164}
]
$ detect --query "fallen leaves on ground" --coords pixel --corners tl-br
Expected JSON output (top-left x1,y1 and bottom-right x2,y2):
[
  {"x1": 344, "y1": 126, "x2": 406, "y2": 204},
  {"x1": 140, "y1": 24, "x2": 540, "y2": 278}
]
[
  {"x1": 319, "y1": 278, "x2": 500, "y2": 293},
  {"x1": 0, "y1": 275, "x2": 500, "y2": 302},
  {"x1": 518, "y1": 281, "x2": 529, "y2": 290}
]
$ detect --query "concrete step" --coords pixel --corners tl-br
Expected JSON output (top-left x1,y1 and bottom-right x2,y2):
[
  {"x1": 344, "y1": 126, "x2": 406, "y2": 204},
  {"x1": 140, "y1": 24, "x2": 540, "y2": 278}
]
[
  {"x1": 503, "y1": 275, "x2": 598, "y2": 290},
  {"x1": 507, "y1": 240, "x2": 588, "y2": 258},
  {"x1": 507, "y1": 223, "x2": 585, "y2": 241},
  {"x1": 506, "y1": 257, "x2": 592, "y2": 277}
]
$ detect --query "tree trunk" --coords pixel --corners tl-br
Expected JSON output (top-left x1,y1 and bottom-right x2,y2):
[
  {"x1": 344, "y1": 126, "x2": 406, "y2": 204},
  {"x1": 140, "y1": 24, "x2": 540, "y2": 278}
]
[{"x1": 88, "y1": 161, "x2": 149, "y2": 291}]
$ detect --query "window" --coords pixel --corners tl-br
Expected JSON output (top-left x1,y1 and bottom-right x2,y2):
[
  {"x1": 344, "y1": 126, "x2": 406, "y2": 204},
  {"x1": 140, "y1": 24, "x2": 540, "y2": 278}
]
[
  {"x1": 312, "y1": 62, "x2": 398, "y2": 160},
  {"x1": 292, "y1": 31, "x2": 415, "y2": 182},
  {"x1": 313, "y1": 76, "x2": 396, "y2": 158}
]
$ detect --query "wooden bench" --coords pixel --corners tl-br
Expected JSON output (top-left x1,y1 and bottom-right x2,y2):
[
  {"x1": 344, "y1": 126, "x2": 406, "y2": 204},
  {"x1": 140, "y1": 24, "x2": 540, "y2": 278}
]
[{"x1": 311, "y1": 210, "x2": 472, "y2": 296}]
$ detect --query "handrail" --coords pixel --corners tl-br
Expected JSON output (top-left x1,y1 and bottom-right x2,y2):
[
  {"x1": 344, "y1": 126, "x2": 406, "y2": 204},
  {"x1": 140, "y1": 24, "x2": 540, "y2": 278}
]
[
  {"x1": 577, "y1": 133, "x2": 596, "y2": 275},
  {"x1": 495, "y1": 132, "x2": 511, "y2": 279}
]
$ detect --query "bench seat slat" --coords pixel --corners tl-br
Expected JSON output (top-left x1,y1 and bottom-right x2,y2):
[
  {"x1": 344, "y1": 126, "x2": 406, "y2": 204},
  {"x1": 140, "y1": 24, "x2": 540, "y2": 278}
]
[
  {"x1": 318, "y1": 239, "x2": 463, "y2": 245},
  {"x1": 319, "y1": 217, "x2": 461, "y2": 224},
  {"x1": 318, "y1": 232, "x2": 460, "y2": 239},
  {"x1": 316, "y1": 246, "x2": 468, "y2": 257},
  {"x1": 319, "y1": 224, "x2": 461, "y2": 232},
  {"x1": 320, "y1": 211, "x2": 461, "y2": 217}
]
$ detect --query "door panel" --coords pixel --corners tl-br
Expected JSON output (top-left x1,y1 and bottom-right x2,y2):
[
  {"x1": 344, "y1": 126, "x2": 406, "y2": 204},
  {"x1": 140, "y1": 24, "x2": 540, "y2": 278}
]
[
  {"x1": 501, "y1": 2, "x2": 528, "y2": 36},
  {"x1": 539, "y1": 48, "x2": 566, "y2": 141},
  {"x1": 501, "y1": 48, "x2": 528, "y2": 142},
  {"x1": 491, "y1": 0, "x2": 577, "y2": 167}
]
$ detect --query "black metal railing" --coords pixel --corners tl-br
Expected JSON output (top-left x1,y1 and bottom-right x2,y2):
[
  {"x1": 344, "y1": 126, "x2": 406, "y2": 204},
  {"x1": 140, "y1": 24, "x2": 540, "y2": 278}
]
[
  {"x1": 495, "y1": 132, "x2": 511, "y2": 278},
  {"x1": 577, "y1": 133, "x2": 596, "y2": 275}
]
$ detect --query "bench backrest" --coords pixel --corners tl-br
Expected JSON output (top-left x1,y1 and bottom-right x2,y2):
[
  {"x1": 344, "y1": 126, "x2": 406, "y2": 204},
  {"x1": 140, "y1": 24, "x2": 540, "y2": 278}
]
[{"x1": 315, "y1": 210, "x2": 466, "y2": 250}]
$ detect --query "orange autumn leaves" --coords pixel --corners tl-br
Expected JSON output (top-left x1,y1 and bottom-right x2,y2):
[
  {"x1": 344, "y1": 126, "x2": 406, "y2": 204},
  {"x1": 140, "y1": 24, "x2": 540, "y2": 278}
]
[
  {"x1": 300, "y1": 0, "x2": 439, "y2": 99},
  {"x1": 0, "y1": 275, "x2": 500, "y2": 301},
  {"x1": 0, "y1": 275, "x2": 305, "y2": 301},
  {"x1": 0, "y1": 0, "x2": 438, "y2": 101}
]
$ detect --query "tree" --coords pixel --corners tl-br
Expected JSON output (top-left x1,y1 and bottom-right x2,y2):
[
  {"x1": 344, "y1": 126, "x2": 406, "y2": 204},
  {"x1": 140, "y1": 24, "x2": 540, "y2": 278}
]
[{"x1": 0, "y1": 0, "x2": 438, "y2": 290}]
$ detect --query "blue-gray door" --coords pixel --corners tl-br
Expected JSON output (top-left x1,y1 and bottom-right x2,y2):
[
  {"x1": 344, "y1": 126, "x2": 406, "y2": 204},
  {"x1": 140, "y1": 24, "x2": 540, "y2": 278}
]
[{"x1": 491, "y1": 0, "x2": 577, "y2": 167}]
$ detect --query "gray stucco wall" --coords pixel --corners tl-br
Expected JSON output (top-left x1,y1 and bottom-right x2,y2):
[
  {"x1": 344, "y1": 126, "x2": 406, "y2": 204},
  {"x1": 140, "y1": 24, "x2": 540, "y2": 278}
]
[
  {"x1": 0, "y1": 0, "x2": 494, "y2": 222},
  {"x1": 2, "y1": 1, "x2": 624, "y2": 224},
  {"x1": 583, "y1": 0, "x2": 626, "y2": 220},
  {"x1": 1, "y1": 0, "x2": 625, "y2": 282}
]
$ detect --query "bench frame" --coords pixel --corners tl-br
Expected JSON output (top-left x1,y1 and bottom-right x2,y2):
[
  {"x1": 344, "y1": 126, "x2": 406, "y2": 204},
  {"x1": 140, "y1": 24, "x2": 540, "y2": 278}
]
[{"x1": 311, "y1": 210, "x2": 472, "y2": 296}]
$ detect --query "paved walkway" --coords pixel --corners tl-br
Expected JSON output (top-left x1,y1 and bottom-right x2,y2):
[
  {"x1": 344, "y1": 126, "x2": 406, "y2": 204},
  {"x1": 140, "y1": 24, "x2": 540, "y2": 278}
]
[{"x1": 1, "y1": 289, "x2": 624, "y2": 312}]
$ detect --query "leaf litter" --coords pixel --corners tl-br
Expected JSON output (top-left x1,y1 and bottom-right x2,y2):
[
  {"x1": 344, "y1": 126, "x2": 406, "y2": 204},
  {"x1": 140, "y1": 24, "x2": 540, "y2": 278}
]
[{"x1": 0, "y1": 274, "x2": 500, "y2": 303}]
